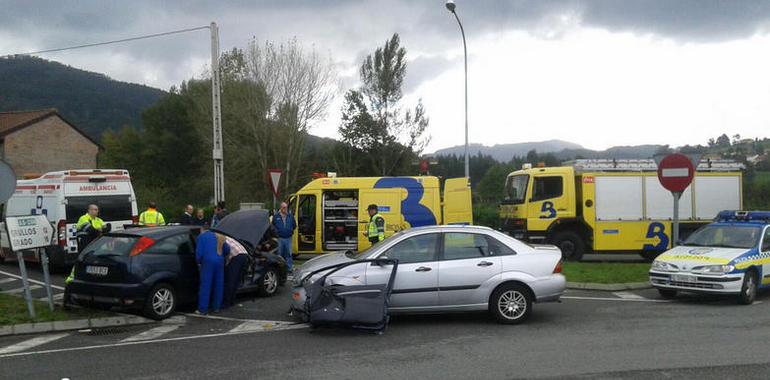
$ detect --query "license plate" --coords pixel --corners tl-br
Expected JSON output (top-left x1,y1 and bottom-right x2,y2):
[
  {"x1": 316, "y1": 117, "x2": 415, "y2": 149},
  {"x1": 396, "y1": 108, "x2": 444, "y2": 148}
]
[
  {"x1": 86, "y1": 265, "x2": 109, "y2": 276},
  {"x1": 672, "y1": 274, "x2": 696, "y2": 283}
]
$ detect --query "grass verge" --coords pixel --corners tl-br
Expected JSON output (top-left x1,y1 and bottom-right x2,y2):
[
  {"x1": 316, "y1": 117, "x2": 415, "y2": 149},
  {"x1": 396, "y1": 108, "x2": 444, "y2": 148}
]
[
  {"x1": 0, "y1": 294, "x2": 110, "y2": 326},
  {"x1": 562, "y1": 262, "x2": 651, "y2": 284}
]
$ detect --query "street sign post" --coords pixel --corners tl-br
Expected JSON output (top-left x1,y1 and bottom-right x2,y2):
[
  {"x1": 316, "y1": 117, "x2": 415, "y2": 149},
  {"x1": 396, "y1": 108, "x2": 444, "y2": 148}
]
[
  {"x1": 4, "y1": 215, "x2": 56, "y2": 318},
  {"x1": 267, "y1": 169, "x2": 283, "y2": 211},
  {"x1": 0, "y1": 160, "x2": 16, "y2": 204},
  {"x1": 655, "y1": 153, "x2": 698, "y2": 248}
]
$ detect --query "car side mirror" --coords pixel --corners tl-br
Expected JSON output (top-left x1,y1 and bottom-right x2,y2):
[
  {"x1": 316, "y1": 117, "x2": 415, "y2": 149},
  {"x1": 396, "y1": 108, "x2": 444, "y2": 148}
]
[{"x1": 374, "y1": 256, "x2": 390, "y2": 266}]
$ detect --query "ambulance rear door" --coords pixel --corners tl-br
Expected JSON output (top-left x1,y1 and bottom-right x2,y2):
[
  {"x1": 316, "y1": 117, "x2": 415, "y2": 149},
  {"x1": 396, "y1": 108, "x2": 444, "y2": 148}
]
[{"x1": 442, "y1": 177, "x2": 473, "y2": 225}]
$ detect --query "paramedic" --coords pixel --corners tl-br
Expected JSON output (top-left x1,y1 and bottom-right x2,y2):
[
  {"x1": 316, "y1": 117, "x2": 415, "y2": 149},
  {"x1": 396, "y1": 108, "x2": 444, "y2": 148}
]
[
  {"x1": 139, "y1": 201, "x2": 166, "y2": 226},
  {"x1": 76, "y1": 204, "x2": 106, "y2": 251},
  {"x1": 365, "y1": 204, "x2": 386, "y2": 244}
]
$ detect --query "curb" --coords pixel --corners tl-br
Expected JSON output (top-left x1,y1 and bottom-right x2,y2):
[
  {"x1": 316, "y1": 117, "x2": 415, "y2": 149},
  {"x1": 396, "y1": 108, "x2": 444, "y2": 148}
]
[
  {"x1": 0, "y1": 315, "x2": 154, "y2": 337},
  {"x1": 567, "y1": 281, "x2": 652, "y2": 291}
]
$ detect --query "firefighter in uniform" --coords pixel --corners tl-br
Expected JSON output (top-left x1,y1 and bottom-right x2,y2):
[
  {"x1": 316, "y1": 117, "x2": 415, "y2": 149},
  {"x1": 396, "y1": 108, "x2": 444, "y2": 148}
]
[
  {"x1": 364, "y1": 204, "x2": 386, "y2": 244},
  {"x1": 139, "y1": 201, "x2": 166, "y2": 226}
]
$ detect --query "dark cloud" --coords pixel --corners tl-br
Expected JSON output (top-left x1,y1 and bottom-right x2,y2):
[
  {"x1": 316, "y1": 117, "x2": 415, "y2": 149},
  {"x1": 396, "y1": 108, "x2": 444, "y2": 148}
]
[{"x1": 2, "y1": 0, "x2": 770, "y2": 90}]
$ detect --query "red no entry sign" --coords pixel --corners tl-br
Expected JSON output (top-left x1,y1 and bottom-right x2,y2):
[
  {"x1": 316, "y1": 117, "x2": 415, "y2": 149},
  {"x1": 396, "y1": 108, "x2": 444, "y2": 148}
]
[{"x1": 657, "y1": 153, "x2": 695, "y2": 193}]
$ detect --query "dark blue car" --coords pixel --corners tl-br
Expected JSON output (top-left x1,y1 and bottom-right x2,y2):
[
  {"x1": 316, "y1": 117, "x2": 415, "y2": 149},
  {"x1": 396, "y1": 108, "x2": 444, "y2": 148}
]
[{"x1": 66, "y1": 210, "x2": 287, "y2": 320}]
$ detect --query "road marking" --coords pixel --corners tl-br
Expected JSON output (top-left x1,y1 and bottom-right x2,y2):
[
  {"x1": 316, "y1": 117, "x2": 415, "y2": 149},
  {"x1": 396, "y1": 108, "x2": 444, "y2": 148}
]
[
  {"x1": 182, "y1": 312, "x2": 295, "y2": 324},
  {"x1": 562, "y1": 295, "x2": 672, "y2": 303},
  {"x1": 0, "y1": 333, "x2": 69, "y2": 354},
  {"x1": 0, "y1": 278, "x2": 18, "y2": 284},
  {"x1": 1, "y1": 284, "x2": 41, "y2": 294},
  {"x1": 0, "y1": 270, "x2": 65, "y2": 290},
  {"x1": 0, "y1": 321, "x2": 309, "y2": 359},
  {"x1": 229, "y1": 320, "x2": 299, "y2": 333},
  {"x1": 613, "y1": 291, "x2": 646, "y2": 300},
  {"x1": 37, "y1": 293, "x2": 64, "y2": 302},
  {"x1": 121, "y1": 324, "x2": 181, "y2": 342}
]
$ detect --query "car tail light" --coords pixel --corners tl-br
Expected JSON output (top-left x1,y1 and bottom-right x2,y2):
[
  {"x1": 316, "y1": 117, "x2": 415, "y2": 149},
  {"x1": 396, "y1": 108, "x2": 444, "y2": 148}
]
[
  {"x1": 553, "y1": 260, "x2": 563, "y2": 274},
  {"x1": 57, "y1": 220, "x2": 67, "y2": 247},
  {"x1": 129, "y1": 237, "x2": 155, "y2": 256}
]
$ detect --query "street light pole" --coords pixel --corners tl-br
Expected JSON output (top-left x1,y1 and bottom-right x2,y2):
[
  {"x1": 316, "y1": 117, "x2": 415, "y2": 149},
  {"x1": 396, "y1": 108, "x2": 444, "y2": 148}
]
[
  {"x1": 446, "y1": 0, "x2": 469, "y2": 179},
  {"x1": 210, "y1": 22, "x2": 225, "y2": 204}
]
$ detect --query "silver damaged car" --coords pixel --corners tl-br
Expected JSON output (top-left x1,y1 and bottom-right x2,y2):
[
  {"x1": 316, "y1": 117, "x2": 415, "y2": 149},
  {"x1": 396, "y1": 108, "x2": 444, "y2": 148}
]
[{"x1": 291, "y1": 225, "x2": 565, "y2": 324}]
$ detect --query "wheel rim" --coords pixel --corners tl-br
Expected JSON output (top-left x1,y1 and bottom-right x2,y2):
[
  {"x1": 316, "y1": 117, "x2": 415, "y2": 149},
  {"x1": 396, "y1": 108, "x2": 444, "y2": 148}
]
[
  {"x1": 745, "y1": 275, "x2": 755, "y2": 298},
  {"x1": 152, "y1": 288, "x2": 174, "y2": 316},
  {"x1": 498, "y1": 290, "x2": 527, "y2": 320},
  {"x1": 264, "y1": 271, "x2": 278, "y2": 294}
]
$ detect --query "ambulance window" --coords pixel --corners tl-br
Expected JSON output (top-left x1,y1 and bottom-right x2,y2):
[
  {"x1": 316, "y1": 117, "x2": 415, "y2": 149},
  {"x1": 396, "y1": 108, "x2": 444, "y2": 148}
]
[
  {"x1": 531, "y1": 176, "x2": 563, "y2": 201},
  {"x1": 763, "y1": 228, "x2": 770, "y2": 252},
  {"x1": 297, "y1": 195, "x2": 316, "y2": 231},
  {"x1": 66, "y1": 196, "x2": 133, "y2": 223}
]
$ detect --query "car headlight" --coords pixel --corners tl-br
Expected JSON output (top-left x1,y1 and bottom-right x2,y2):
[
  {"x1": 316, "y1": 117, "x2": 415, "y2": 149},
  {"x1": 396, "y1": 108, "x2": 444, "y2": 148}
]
[
  {"x1": 693, "y1": 265, "x2": 735, "y2": 275},
  {"x1": 651, "y1": 260, "x2": 673, "y2": 272}
]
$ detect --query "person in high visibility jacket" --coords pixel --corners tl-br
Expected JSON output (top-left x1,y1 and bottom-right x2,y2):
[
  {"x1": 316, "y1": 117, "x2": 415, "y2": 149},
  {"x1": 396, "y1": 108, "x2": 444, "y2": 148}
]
[
  {"x1": 139, "y1": 201, "x2": 166, "y2": 226},
  {"x1": 76, "y1": 204, "x2": 107, "y2": 251},
  {"x1": 364, "y1": 204, "x2": 386, "y2": 244}
]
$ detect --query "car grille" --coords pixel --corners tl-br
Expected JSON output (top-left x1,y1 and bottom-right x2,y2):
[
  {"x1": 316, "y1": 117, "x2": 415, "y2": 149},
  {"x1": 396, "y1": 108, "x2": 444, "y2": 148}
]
[{"x1": 651, "y1": 279, "x2": 724, "y2": 289}]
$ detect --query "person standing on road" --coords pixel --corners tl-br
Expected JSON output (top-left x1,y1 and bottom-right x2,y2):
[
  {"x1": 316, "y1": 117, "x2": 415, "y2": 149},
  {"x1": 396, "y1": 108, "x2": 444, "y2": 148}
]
[
  {"x1": 272, "y1": 202, "x2": 296, "y2": 272},
  {"x1": 76, "y1": 204, "x2": 108, "y2": 251},
  {"x1": 192, "y1": 208, "x2": 208, "y2": 227},
  {"x1": 364, "y1": 204, "x2": 386, "y2": 244},
  {"x1": 138, "y1": 201, "x2": 166, "y2": 227},
  {"x1": 195, "y1": 230, "x2": 230, "y2": 314},
  {"x1": 222, "y1": 236, "x2": 248, "y2": 309},
  {"x1": 211, "y1": 201, "x2": 228, "y2": 228},
  {"x1": 180, "y1": 204, "x2": 194, "y2": 225}
]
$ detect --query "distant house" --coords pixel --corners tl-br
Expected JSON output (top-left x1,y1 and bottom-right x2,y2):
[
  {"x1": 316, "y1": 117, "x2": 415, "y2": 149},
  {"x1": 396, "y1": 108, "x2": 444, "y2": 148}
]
[{"x1": 0, "y1": 109, "x2": 100, "y2": 177}]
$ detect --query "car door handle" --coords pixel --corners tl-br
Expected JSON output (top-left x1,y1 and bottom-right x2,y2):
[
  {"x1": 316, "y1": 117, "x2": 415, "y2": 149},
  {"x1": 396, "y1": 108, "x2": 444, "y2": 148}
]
[
  {"x1": 415, "y1": 266, "x2": 432, "y2": 272},
  {"x1": 477, "y1": 261, "x2": 494, "y2": 267}
]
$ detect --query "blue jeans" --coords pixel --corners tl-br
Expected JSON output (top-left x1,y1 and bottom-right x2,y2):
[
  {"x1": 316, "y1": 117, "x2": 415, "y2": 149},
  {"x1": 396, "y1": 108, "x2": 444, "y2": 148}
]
[{"x1": 278, "y1": 237, "x2": 292, "y2": 271}]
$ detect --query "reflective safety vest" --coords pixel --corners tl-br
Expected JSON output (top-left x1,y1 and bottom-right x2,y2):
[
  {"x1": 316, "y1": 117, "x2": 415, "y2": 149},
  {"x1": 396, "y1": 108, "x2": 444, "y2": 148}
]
[
  {"x1": 76, "y1": 214, "x2": 104, "y2": 231},
  {"x1": 139, "y1": 208, "x2": 166, "y2": 226},
  {"x1": 368, "y1": 213, "x2": 385, "y2": 242},
  {"x1": 65, "y1": 267, "x2": 74, "y2": 284}
]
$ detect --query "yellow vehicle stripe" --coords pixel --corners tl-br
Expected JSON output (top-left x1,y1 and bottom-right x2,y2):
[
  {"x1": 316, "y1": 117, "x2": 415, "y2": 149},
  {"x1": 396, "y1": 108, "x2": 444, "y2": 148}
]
[{"x1": 656, "y1": 254, "x2": 731, "y2": 265}]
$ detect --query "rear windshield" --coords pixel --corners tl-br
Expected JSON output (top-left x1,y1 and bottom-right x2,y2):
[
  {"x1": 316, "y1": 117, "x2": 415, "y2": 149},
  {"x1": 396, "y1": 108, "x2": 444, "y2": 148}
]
[
  {"x1": 66, "y1": 195, "x2": 133, "y2": 223},
  {"x1": 684, "y1": 225, "x2": 762, "y2": 249},
  {"x1": 80, "y1": 236, "x2": 139, "y2": 257}
]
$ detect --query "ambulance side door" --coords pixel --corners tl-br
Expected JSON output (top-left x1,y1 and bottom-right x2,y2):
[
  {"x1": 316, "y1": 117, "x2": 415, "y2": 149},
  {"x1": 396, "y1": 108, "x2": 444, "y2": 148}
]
[
  {"x1": 761, "y1": 226, "x2": 770, "y2": 287},
  {"x1": 525, "y1": 174, "x2": 570, "y2": 232}
]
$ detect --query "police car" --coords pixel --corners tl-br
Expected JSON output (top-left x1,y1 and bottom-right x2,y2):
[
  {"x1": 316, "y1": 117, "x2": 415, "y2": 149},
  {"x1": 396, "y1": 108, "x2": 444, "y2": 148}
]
[{"x1": 649, "y1": 211, "x2": 770, "y2": 304}]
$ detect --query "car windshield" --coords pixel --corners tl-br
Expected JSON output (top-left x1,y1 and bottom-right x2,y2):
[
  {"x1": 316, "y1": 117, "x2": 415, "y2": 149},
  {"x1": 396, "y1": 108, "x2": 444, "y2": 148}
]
[
  {"x1": 80, "y1": 235, "x2": 139, "y2": 257},
  {"x1": 684, "y1": 225, "x2": 762, "y2": 249},
  {"x1": 504, "y1": 174, "x2": 529, "y2": 204}
]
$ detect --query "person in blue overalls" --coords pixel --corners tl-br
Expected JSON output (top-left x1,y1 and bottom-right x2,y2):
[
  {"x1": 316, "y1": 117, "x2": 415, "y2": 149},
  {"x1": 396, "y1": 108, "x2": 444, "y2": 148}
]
[{"x1": 196, "y1": 230, "x2": 230, "y2": 314}]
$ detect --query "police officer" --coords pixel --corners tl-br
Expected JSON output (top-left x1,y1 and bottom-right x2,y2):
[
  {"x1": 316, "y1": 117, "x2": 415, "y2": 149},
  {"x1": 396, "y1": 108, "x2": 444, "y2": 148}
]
[
  {"x1": 139, "y1": 201, "x2": 166, "y2": 226},
  {"x1": 364, "y1": 204, "x2": 385, "y2": 244}
]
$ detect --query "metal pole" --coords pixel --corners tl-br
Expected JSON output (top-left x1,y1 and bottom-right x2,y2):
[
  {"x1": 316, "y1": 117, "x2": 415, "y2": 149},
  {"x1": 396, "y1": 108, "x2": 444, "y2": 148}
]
[
  {"x1": 16, "y1": 251, "x2": 35, "y2": 319},
  {"x1": 452, "y1": 11, "x2": 470, "y2": 180},
  {"x1": 210, "y1": 22, "x2": 225, "y2": 204},
  {"x1": 672, "y1": 192, "x2": 681, "y2": 248},
  {"x1": 39, "y1": 248, "x2": 55, "y2": 312}
]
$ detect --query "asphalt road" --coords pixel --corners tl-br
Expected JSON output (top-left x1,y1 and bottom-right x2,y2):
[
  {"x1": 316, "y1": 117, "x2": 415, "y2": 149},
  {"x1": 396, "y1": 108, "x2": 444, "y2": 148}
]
[{"x1": 2, "y1": 261, "x2": 770, "y2": 379}]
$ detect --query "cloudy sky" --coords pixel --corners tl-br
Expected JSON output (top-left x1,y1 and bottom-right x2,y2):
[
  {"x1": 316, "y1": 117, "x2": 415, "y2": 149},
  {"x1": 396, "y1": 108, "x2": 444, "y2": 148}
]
[{"x1": 3, "y1": 0, "x2": 770, "y2": 152}]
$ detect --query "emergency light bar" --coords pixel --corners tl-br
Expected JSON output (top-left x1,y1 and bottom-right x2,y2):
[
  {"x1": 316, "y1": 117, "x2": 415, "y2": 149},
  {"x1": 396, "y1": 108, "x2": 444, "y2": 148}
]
[{"x1": 715, "y1": 210, "x2": 770, "y2": 223}]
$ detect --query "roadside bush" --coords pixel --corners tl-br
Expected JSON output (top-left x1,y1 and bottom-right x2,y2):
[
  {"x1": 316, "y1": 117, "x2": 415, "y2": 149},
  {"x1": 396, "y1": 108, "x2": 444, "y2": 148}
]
[{"x1": 473, "y1": 202, "x2": 500, "y2": 229}]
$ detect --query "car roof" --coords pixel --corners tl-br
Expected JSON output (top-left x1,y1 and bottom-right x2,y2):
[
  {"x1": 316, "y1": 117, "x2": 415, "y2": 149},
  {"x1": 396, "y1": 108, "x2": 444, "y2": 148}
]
[
  {"x1": 407, "y1": 224, "x2": 494, "y2": 233},
  {"x1": 108, "y1": 225, "x2": 199, "y2": 239}
]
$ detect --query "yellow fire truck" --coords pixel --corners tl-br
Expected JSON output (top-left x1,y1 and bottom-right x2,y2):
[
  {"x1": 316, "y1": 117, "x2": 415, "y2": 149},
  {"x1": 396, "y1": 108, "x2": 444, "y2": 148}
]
[
  {"x1": 499, "y1": 159, "x2": 743, "y2": 261},
  {"x1": 290, "y1": 176, "x2": 472, "y2": 255}
]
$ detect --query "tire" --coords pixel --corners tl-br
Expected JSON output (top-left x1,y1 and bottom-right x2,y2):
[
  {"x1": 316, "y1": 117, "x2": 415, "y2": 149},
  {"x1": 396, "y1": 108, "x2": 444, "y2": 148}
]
[
  {"x1": 658, "y1": 289, "x2": 677, "y2": 299},
  {"x1": 257, "y1": 268, "x2": 280, "y2": 297},
  {"x1": 738, "y1": 270, "x2": 758, "y2": 305},
  {"x1": 550, "y1": 231, "x2": 585, "y2": 261},
  {"x1": 489, "y1": 283, "x2": 533, "y2": 324},
  {"x1": 640, "y1": 250, "x2": 662, "y2": 263},
  {"x1": 143, "y1": 283, "x2": 177, "y2": 320}
]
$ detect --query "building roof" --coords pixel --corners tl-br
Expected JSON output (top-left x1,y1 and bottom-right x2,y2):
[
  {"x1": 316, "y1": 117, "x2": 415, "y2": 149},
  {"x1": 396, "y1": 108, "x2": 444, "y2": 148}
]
[{"x1": 0, "y1": 109, "x2": 101, "y2": 148}]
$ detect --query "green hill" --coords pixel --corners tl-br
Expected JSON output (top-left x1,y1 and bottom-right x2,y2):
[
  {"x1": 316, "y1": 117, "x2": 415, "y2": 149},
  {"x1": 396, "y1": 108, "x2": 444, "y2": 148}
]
[{"x1": 0, "y1": 55, "x2": 166, "y2": 139}]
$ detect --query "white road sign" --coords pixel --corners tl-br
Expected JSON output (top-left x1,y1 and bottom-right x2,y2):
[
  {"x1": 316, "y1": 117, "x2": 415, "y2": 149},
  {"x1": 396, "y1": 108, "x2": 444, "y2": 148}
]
[{"x1": 4, "y1": 215, "x2": 54, "y2": 251}]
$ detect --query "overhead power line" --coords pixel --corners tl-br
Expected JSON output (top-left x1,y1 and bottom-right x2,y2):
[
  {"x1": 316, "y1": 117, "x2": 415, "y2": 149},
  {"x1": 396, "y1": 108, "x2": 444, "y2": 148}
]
[{"x1": 2, "y1": 25, "x2": 210, "y2": 58}]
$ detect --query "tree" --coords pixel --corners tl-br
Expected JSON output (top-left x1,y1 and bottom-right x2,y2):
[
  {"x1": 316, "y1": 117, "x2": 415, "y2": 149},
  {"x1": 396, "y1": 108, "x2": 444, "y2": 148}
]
[
  {"x1": 716, "y1": 134, "x2": 731, "y2": 148},
  {"x1": 339, "y1": 34, "x2": 430, "y2": 176}
]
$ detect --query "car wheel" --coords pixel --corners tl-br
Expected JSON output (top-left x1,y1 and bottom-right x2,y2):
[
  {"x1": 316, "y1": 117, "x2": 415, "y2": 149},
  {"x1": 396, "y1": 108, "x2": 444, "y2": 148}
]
[
  {"x1": 143, "y1": 283, "x2": 177, "y2": 320},
  {"x1": 658, "y1": 289, "x2": 677, "y2": 299},
  {"x1": 489, "y1": 284, "x2": 533, "y2": 324},
  {"x1": 257, "y1": 268, "x2": 280, "y2": 297},
  {"x1": 550, "y1": 231, "x2": 585, "y2": 261},
  {"x1": 738, "y1": 270, "x2": 758, "y2": 305}
]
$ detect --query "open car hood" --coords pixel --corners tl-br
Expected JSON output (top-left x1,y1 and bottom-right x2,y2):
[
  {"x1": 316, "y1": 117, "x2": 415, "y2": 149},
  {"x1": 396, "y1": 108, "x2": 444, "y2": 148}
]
[{"x1": 212, "y1": 209, "x2": 270, "y2": 250}]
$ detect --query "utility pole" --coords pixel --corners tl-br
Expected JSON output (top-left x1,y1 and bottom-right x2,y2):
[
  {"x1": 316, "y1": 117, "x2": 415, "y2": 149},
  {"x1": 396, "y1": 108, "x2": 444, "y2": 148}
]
[{"x1": 210, "y1": 22, "x2": 225, "y2": 204}]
